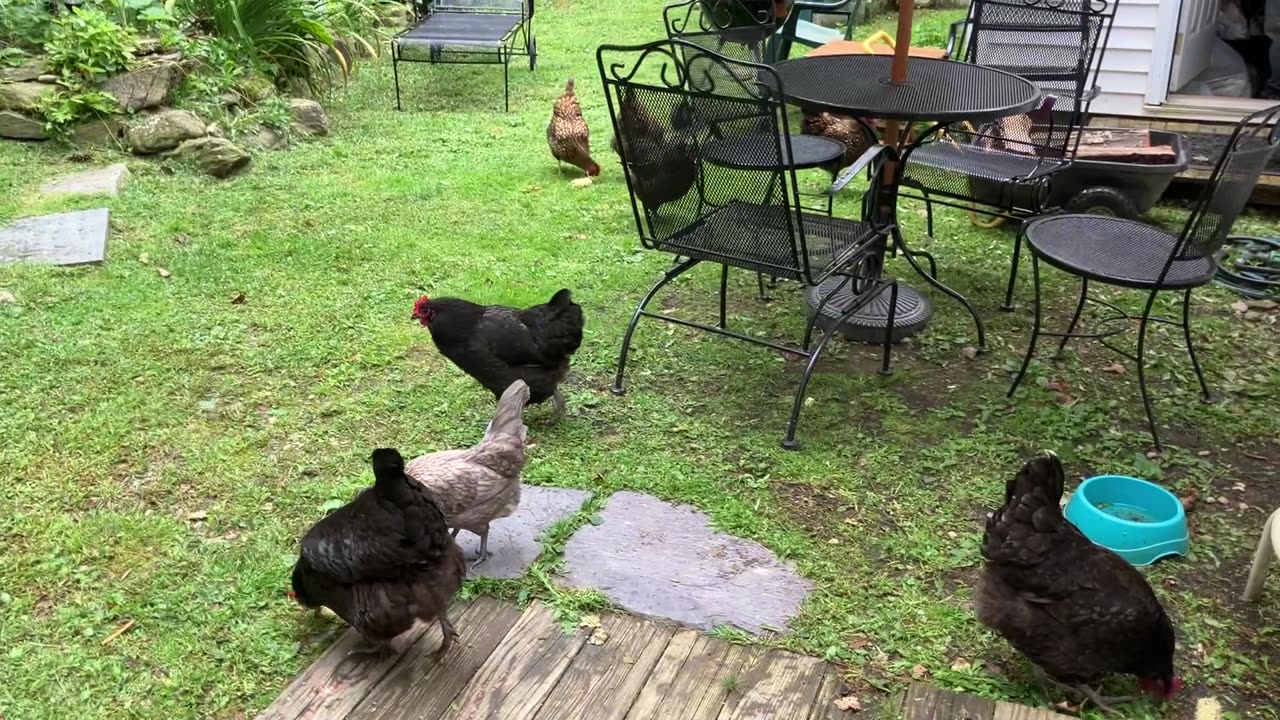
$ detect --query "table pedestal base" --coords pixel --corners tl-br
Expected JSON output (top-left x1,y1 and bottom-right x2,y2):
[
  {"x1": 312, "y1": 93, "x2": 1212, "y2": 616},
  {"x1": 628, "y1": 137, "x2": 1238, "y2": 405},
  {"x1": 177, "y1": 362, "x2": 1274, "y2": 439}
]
[{"x1": 804, "y1": 278, "x2": 933, "y2": 344}]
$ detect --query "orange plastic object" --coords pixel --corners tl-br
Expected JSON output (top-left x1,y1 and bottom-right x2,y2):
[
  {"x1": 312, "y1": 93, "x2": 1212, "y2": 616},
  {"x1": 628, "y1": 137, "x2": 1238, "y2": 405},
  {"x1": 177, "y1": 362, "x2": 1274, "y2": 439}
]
[{"x1": 807, "y1": 40, "x2": 947, "y2": 59}]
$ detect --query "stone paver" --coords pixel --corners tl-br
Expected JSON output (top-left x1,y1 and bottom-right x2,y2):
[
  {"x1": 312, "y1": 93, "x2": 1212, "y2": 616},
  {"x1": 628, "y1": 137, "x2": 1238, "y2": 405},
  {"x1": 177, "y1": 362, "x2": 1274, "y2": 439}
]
[
  {"x1": 563, "y1": 491, "x2": 812, "y2": 634},
  {"x1": 457, "y1": 484, "x2": 592, "y2": 579},
  {"x1": 0, "y1": 208, "x2": 109, "y2": 266},
  {"x1": 40, "y1": 164, "x2": 130, "y2": 198}
]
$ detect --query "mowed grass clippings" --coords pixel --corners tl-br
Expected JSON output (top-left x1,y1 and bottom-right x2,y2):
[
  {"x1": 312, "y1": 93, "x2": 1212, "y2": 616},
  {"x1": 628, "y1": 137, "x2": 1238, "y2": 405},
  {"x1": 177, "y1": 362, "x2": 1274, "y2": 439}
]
[{"x1": 2, "y1": 3, "x2": 1279, "y2": 718}]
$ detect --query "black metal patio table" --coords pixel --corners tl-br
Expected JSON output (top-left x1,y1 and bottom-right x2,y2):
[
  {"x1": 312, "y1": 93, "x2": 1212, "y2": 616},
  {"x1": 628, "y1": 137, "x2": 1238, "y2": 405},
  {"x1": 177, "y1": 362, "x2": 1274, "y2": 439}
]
[{"x1": 773, "y1": 53, "x2": 1040, "y2": 348}]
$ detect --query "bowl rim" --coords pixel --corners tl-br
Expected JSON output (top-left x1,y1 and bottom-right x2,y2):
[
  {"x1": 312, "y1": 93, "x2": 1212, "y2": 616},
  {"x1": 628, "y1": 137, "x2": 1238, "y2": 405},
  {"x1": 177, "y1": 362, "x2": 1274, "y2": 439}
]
[{"x1": 1074, "y1": 474, "x2": 1186, "y2": 529}]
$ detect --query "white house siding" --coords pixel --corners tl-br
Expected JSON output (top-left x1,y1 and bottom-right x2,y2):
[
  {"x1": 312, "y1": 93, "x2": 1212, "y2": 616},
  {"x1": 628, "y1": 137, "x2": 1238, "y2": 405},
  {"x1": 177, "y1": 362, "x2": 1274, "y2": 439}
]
[{"x1": 1091, "y1": 0, "x2": 1164, "y2": 117}]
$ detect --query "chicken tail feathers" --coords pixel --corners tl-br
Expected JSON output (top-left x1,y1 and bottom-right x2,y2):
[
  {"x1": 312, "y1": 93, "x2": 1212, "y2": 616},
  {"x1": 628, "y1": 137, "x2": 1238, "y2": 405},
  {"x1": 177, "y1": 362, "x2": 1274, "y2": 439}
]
[
  {"x1": 484, "y1": 380, "x2": 531, "y2": 442},
  {"x1": 549, "y1": 288, "x2": 573, "y2": 307},
  {"x1": 982, "y1": 450, "x2": 1066, "y2": 564}
]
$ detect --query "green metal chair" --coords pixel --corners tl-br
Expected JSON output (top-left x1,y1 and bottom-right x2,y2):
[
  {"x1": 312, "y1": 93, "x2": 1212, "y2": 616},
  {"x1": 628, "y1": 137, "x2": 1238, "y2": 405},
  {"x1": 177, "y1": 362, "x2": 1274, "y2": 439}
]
[{"x1": 773, "y1": 0, "x2": 864, "y2": 60}]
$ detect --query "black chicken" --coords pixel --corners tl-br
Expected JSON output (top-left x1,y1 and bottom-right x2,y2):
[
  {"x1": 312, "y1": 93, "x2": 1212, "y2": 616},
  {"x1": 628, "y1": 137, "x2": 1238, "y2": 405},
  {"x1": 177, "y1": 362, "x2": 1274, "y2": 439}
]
[
  {"x1": 610, "y1": 88, "x2": 700, "y2": 212},
  {"x1": 978, "y1": 451, "x2": 1183, "y2": 715},
  {"x1": 411, "y1": 289, "x2": 584, "y2": 422},
  {"x1": 290, "y1": 448, "x2": 465, "y2": 658}
]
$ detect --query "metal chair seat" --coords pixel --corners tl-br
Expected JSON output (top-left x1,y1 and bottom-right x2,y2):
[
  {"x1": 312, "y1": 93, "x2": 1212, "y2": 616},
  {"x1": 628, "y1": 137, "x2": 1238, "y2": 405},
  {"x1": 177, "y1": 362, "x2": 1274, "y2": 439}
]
[
  {"x1": 905, "y1": 142, "x2": 1062, "y2": 199},
  {"x1": 657, "y1": 201, "x2": 880, "y2": 280},
  {"x1": 397, "y1": 13, "x2": 523, "y2": 48},
  {"x1": 1024, "y1": 214, "x2": 1218, "y2": 290}
]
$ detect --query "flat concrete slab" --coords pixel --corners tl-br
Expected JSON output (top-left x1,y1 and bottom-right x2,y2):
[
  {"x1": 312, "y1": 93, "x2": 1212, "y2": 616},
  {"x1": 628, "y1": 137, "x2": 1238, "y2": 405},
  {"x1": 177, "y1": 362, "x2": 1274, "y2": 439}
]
[
  {"x1": 40, "y1": 164, "x2": 130, "y2": 198},
  {"x1": 457, "y1": 484, "x2": 592, "y2": 580},
  {"x1": 0, "y1": 208, "x2": 109, "y2": 266},
  {"x1": 563, "y1": 491, "x2": 812, "y2": 634}
]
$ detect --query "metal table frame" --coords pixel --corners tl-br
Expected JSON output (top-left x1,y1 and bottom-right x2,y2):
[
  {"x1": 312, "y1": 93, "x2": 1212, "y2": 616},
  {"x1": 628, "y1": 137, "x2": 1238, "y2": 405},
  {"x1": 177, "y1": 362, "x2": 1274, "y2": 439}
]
[{"x1": 774, "y1": 53, "x2": 1040, "y2": 350}]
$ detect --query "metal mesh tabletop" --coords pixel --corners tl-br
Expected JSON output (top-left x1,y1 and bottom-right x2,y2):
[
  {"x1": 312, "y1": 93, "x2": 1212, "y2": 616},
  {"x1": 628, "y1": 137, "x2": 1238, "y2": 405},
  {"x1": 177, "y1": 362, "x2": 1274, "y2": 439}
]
[
  {"x1": 704, "y1": 133, "x2": 846, "y2": 170},
  {"x1": 773, "y1": 55, "x2": 1039, "y2": 122},
  {"x1": 398, "y1": 13, "x2": 523, "y2": 48}
]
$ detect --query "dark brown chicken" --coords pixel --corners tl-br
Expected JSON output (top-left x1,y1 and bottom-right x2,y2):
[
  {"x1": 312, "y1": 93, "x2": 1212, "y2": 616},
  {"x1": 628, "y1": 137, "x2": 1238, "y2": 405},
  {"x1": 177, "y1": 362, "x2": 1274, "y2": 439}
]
[
  {"x1": 548, "y1": 78, "x2": 600, "y2": 177},
  {"x1": 802, "y1": 111, "x2": 872, "y2": 176},
  {"x1": 290, "y1": 448, "x2": 465, "y2": 659},
  {"x1": 411, "y1": 289, "x2": 583, "y2": 421},
  {"x1": 978, "y1": 451, "x2": 1183, "y2": 715},
  {"x1": 407, "y1": 380, "x2": 529, "y2": 570},
  {"x1": 610, "y1": 88, "x2": 699, "y2": 211}
]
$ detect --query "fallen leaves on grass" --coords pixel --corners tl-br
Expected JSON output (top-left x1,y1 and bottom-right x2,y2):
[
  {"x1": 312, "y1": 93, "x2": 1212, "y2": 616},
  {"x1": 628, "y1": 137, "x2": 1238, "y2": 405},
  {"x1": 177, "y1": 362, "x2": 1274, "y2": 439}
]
[
  {"x1": 1045, "y1": 379, "x2": 1076, "y2": 406},
  {"x1": 911, "y1": 664, "x2": 929, "y2": 679},
  {"x1": 571, "y1": 177, "x2": 593, "y2": 188},
  {"x1": 0, "y1": 290, "x2": 15, "y2": 305},
  {"x1": 186, "y1": 510, "x2": 208, "y2": 522},
  {"x1": 579, "y1": 614, "x2": 609, "y2": 645},
  {"x1": 961, "y1": 346, "x2": 979, "y2": 361},
  {"x1": 1053, "y1": 700, "x2": 1081, "y2": 715},
  {"x1": 230, "y1": 292, "x2": 246, "y2": 304},
  {"x1": 1180, "y1": 491, "x2": 1198, "y2": 513},
  {"x1": 833, "y1": 695, "x2": 862, "y2": 712},
  {"x1": 1102, "y1": 362, "x2": 1126, "y2": 375},
  {"x1": 949, "y1": 658, "x2": 972, "y2": 672},
  {"x1": 157, "y1": 268, "x2": 172, "y2": 279}
]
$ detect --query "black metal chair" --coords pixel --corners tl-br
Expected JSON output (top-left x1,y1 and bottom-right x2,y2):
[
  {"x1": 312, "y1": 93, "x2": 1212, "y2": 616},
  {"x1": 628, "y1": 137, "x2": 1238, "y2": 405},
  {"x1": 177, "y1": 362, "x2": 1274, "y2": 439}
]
[
  {"x1": 899, "y1": 0, "x2": 1116, "y2": 307},
  {"x1": 1007, "y1": 105, "x2": 1280, "y2": 453},
  {"x1": 392, "y1": 0, "x2": 536, "y2": 112},
  {"x1": 598, "y1": 38, "x2": 898, "y2": 449}
]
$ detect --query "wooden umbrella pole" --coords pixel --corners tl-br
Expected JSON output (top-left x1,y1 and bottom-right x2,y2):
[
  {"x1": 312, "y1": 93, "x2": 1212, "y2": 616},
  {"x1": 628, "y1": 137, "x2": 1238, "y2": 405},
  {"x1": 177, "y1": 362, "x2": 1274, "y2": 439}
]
[{"x1": 884, "y1": 1, "x2": 915, "y2": 148}]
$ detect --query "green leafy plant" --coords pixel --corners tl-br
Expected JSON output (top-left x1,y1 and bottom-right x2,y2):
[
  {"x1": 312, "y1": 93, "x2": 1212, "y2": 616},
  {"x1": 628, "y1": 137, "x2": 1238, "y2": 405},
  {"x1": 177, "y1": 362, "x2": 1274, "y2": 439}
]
[
  {"x1": 37, "y1": 88, "x2": 120, "y2": 131},
  {"x1": 103, "y1": 0, "x2": 180, "y2": 28},
  {"x1": 0, "y1": 0, "x2": 55, "y2": 49},
  {"x1": 44, "y1": 7, "x2": 137, "y2": 84},
  {"x1": 0, "y1": 46, "x2": 32, "y2": 68},
  {"x1": 180, "y1": 0, "x2": 350, "y2": 95}
]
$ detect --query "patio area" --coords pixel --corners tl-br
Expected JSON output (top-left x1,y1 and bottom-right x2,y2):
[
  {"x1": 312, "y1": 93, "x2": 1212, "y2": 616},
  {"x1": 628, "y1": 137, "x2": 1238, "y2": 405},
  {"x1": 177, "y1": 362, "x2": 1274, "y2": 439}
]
[{"x1": 2, "y1": 1, "x2": 1280, "y2": 719}]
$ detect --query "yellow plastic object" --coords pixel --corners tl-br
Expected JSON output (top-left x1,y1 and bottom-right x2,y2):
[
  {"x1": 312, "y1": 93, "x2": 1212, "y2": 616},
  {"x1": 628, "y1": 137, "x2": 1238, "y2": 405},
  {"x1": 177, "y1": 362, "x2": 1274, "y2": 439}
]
[
  {"x1": 937, "y1": 120, "x2": 1011, "y2": 229},
  {"x1": 862, "y1": 30, "x2": 895, "y2": 53}
]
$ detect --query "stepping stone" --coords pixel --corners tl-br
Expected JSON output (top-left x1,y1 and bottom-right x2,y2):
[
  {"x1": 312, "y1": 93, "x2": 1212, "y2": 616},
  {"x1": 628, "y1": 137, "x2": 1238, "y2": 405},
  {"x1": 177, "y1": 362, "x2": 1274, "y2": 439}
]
[
  {"x1": 0, "y1": 208, "x2": 109, "y2": 266},
  {"x1": 457, "y1": 484, "x2": 592, "y2": 580},
  {"x1": 563, "y1": 491, "x2": 812, "y2": 634},
  {"x1": 40, "y1": 163, "x2": 130, "y2": 198}
]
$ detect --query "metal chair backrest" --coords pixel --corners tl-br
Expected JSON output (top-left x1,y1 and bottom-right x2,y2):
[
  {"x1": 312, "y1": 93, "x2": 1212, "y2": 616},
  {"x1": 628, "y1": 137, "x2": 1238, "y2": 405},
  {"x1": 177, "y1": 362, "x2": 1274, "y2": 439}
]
[
  {"x1": 1174, "y1": 105, "x2": 1280, "y2": 265},
  {"x1": 663, "y1": 0, "x2": 778, "y2": 65},
  {"x1": 598, "y1": 39, "x2": 821, "y2": 282},
  {"x1": 962, "y1": 0, "x2": 1115, "y2": 156}
]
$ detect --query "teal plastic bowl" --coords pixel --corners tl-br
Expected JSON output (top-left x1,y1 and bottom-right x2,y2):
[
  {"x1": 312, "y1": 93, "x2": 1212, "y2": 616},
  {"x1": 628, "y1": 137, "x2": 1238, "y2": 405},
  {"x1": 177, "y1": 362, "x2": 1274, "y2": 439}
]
[{"x1": 1063, "y1": 475, "x2": 1189, "y2": 567}]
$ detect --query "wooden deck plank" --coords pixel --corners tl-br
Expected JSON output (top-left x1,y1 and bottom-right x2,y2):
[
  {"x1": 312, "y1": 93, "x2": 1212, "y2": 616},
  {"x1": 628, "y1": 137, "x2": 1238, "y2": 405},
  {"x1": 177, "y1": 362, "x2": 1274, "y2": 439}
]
[
  {"x1": 807, "y1": 666, "x2": 848, "y2": 720},
  {"x1": 441, "y1": 602, "x2": 586, "y2": 720},
  {"x1": 992, "y1": 700, "x2": 1074, "y2": 720},
  {"x1": 718, "y1": 648, "x2": 827, "y2": 720},
  {"x1": 254, "y1": 603, "x2": 464, "y2": 720},
  {"x1": 348, "y1": 597, "x2": 523, "y2": 720},
  {"x1": 901, "y1": 682, "x2": 997, "y2": 720},
  {"x1": 623, "y1": 629, "x2": 699, "y2": 720},
  {"x1": 531, "y1": 614, "x2": 675, "y2": 720}
]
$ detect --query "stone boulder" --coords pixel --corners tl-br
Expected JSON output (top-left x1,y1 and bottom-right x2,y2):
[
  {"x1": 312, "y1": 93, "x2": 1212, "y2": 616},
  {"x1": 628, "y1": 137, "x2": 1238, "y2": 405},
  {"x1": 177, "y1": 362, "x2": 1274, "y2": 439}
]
[
  {"x1": 175, "y1": 137, "x2": 250, "y2": 178},
  {"x1": 126, "y1": 109, "x2": 205, "y2": 154},
  {"x1": 70, "y1": 117, "x2": 124, "y2": 146},
  {"x1": 234, "y1": 72, "x2": 277, "y2": 103},
  {"x1": 0, "y1": 58, "x2": 50, "y2": 83},
  {"x1": 0, "y1": 82, "x2": 58, "y2": 112},
  {"x1": 288, "y1": 98, "x2": 328, "y2": 136},
  {"x1": 101, "y1": 62, "x2": 183, "y2": 112},
  {"x1": 0, "y1": 110, "x2": 46, "y2": 140},
  {"x1": 245, "y1": 125, "x2": 288, "y2": 151}
]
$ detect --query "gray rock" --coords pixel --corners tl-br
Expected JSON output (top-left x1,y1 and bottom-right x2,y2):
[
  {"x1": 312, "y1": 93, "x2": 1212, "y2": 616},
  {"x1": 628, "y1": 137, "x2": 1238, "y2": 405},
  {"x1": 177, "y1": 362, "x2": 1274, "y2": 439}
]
[
  {"x1": 234, "y1": 72, "x2": 276, "y2": 103},
  {"x1": 70, "y1": 117, "x2": 124, "y2": 146},
  {"x1": 0, "y1": 110, "x2": 46, "y2": 140},
  {"x1": 206, "y1": 123, "x2": 225, "y2": 138},
  {"x1": 1, "y1": 58, "x2": 50, "y2": 83},
  {"x1": 174, "y1": 137, "x2": 250, "y2": 178},
  {"x1": 126, "y1": 109, "x2": 205, "y2": 154},
  {"x1": 101, "y1": 62, "x2": 182, "y2": 112},
  {"x1": 0, "y1": 208, "x2": 109, "y2": 266},
  {"x1": 563, "y1": 491, "x2": 812, "y2": 634},
  {"x1": 454, "y1": 485, "x2": 592, "y2": 579},
  {"x1": 288, "y1": 98, "x2": 328, "y2": 136},
  {"x1": 245, "y1": 126, "x2": 288, "y2": 151},
  {"x1": 40, "y1": 163, "x2": 130, "y2": 198},
  {"x1": 0, "y1": 81, "x2": 57, "y2": 112}
]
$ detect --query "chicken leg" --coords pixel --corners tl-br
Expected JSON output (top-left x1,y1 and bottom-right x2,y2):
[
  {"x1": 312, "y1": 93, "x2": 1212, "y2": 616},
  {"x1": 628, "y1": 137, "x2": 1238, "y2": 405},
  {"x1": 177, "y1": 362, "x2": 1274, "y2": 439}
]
[
  {"x1": 470, "y1": 525, "x2": 492, "y2": 571},
  {"x1": 548, "y1": 388, "x2": 567, "y2": 426},
  {"x1": 431, "y1": 615, "x2": 458, "y2": 661},
  {"x1": 1074, "y1": 686, "x2": 1136, "y2": 717}
]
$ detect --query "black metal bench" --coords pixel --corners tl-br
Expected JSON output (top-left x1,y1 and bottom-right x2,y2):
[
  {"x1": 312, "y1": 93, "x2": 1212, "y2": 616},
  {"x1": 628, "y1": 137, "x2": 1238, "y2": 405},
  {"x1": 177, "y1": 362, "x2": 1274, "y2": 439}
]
[{"x1": 392, "y1": 0, "x2": 536, "y2": 111}]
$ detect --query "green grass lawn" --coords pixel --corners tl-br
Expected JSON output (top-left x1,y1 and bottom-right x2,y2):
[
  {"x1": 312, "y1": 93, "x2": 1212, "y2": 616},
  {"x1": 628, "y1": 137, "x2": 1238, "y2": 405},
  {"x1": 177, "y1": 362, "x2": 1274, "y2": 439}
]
[{"x1": 3, "y1": 2, "x2": 1280, "y2": 718}]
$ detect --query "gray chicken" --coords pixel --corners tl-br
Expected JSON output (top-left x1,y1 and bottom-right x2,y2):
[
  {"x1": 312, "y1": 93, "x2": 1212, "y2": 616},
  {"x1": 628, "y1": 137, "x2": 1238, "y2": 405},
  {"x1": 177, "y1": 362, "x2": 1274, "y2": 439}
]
[{"x1": 406, "y1": 380, "x2": 530, "y2": 570}]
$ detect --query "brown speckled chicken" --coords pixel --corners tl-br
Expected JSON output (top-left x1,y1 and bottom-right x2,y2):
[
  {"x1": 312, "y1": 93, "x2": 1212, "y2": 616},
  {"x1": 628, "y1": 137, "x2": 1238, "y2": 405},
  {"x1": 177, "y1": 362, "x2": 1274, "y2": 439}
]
[
  {"x1": 978, "y1": 451, "x2": 1183, "y2": 715},
  {"x1": 406, "y1": 380, "x2": 530, "y2": 570},
  {"x1": 548, "y1": 78, "x2": 600, "y2": 177},
  {"x1": 290, "y1": 448, "x2": 465, "y2": 659},
  {"x1": 609, "y1": 87, "x2": 699, "y2": 211},
  {"x1": 802, "y1": 112, "x2": 872, "y2": 176}
]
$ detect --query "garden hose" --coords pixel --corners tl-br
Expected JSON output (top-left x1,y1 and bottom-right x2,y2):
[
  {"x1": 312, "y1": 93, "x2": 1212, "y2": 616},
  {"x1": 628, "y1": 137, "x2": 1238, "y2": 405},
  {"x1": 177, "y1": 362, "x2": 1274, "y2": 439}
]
[{"x1": 1214, "y1": 236, "x2": 1280, "y2": 300}]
